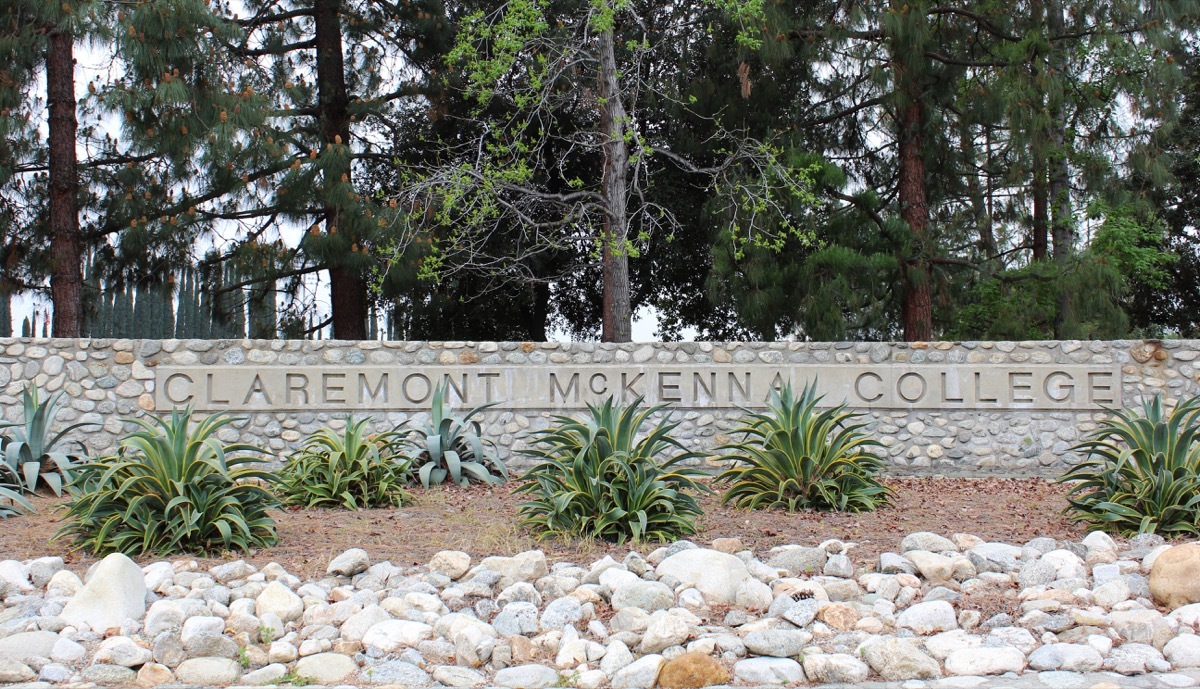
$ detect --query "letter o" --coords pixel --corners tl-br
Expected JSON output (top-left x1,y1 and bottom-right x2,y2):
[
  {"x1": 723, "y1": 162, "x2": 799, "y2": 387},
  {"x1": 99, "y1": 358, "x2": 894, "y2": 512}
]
[
  {"x1": 897, "y1": 372, "x2": 927, "y2": 403},
  {"x1": 402, "y1": 373, "x2": 432, "y2": 404}
]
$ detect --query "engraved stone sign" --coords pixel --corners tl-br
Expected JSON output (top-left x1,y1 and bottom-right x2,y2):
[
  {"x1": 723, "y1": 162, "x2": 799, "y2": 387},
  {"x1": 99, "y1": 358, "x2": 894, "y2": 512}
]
[{"x1": 154, "y1": 364, "x2": 1119, "y2": 412}]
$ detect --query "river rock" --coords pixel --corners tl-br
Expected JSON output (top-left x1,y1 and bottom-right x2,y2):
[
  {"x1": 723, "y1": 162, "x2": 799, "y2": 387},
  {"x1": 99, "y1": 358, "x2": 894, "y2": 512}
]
[
  {"x1": 656, "y1": 652, "x2": 730, "y2": 689},
  {"x1": 944, "y1": 646, "x2": 1028, "y2": 675},
  {"x1": 732, "y1": 657, "x2": 805, "y2": 684},
  {"x1": 94, "y1": 636, "x2": 154, "y2": 667},
  {"x1": 860, "y1": 637, "x2": 942, "y2": 680},
  {"x1": 494, "y1": 663, "x2": 559, "y2": 689},
  {"x1": 1151, "y1": 543, "x2": 1200, "y2": 610},
  {"x1": 0, "y1": 631, "x2": 59, "y2": 662},
  {"x1": 255, "y1": 581, "x2": 304, "y2": 622},
  {"x1": 612, "y1": 654, "x2": 665, "y2": 689},
  {"x1": 328, "y1": 548, "x2": 371, "y2": 576},
  {"x1": 175, "y1": 657, "x2": 241, "y2": 685},
  {"x1": 61, "y1": 552, "x2": 147, "y2": 632},
  {"x1": 0, "y1": 659, "x2": 35, "y2": 683},
  {"x1": 897, "y1": 600, "x2": 958, "y2": 634},
  {"x1": 801, "y1": 653, "x2": 869, "y2": 683},
  {"x1": 656, "y1": 549, "x2": 749, "y2": 604},
  {"x1": 611, "y1": 581, "x2": 674, "y2": 612},
  {"x1": 295, "y1": 652, "x2": 358, "y2": 683}
]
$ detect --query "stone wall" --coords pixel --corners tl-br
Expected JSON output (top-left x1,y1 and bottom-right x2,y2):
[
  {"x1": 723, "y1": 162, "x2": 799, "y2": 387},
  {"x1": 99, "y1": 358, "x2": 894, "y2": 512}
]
[{"x1": 2, "y1": 338, "x2": 1194, "y2": 476}]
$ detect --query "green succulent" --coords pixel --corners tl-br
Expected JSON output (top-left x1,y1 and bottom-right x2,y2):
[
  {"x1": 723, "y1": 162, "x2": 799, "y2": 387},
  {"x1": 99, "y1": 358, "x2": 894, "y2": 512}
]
[
  {"x1": 405, "y1": 382, "x2": 506, "y2": 487},
  {"x1": 0, "y1": 464, "x2": 33, "y2": 518},
  {"x1": 1059, "y1": 393, "x2": 1200, "y2": 537},
  {"x1": 56, "y1": 408, "x2": 278, "y2": 556},
  {"x1": 280, "y1": 416, "x2": 411, "y2": 509},
  {"x1": 716, "y1": 382, "x2": 892, "y2": 512},
  {"x1": 516, "y1": 395, "x2": 709, "y2": 544},
  {"x1": 0, "y1": 384, "x2": 97, "y2": 496}
]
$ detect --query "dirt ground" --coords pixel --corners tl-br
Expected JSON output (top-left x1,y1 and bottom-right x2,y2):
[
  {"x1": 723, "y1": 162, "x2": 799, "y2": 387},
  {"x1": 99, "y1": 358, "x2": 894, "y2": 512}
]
[{"x1": 0, "y1": 477, "x2": 1083, "y2": 579}]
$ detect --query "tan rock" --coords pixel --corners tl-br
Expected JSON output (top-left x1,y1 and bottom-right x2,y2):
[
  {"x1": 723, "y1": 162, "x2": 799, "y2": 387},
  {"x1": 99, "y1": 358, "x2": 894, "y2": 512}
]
[
  {"x1": 1150, "y1": 543, "x2": 1200, "y2": 610},
  {"x1": 817, "y1": 603, "x2": 860, "y2": 630},
  {"x1": 137, "y1": 663, "x2": 175, "y2": 687},
  {"x1": 656, "y1": 652, "x2": 731, "y2": 689},
  {"x1": 710, "y1": 538, "x2": 744, "y2": 554}
]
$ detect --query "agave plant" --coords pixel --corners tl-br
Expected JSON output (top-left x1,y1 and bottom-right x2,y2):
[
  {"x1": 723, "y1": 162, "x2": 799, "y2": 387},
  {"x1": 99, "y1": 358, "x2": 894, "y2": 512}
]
[
  {"x1": 56, "y1": 409, "x2": 278, "y2": 556},
  {"x1": 0, "y1": 385, "x2": 96, "y2": 496},
  {"x1": 516, "y1": 396, "x2": 709, "y2": 544},
  {"x1": 0, "y1": 464, "x2": 33, "y2": 519},
  {"x1": 1059, "y1": 393, "x2": 1200, "y2": 536},
  {"x1": 404, "y1": 382, "x2": 505, "y2": 487},
  {"x1": 716, "y1": 383, "x2": 893, "y2": 512},
  {"x1": 280, "y1": 417, "x2": 411, "y2": 509}
]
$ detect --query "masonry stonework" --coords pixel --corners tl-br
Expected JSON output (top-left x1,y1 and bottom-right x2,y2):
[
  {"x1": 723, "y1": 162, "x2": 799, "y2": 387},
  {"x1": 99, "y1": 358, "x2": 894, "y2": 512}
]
[{"x1": 2, "y1": 338, "x2": 1193, "y2": 476}]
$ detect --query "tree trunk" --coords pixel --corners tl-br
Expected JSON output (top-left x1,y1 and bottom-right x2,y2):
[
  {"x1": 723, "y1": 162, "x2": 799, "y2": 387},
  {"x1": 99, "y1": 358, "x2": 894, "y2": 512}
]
[
  {"x1": 896, "y1": 98, "x2": 933, "y2": 342},
  {"x1": 1046, "y1": 0, "x2": 1073, "y2": 337},
  {"x1": 598, "y1": 26, "x2": 632, "y2": 343},
  {"x1": 46, "y1": 29, "x2": 82, "y2": 338},
  {"x1": 314, "y1": 0, "x2": 366, "y2": 339},
  {"x1": 1032, "y1": 152, "x2": 1049, "y2": 260}
]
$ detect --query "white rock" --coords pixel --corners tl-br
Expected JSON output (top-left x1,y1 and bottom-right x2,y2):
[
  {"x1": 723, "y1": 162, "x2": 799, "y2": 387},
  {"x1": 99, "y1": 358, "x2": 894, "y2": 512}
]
[
  {"x1": 342, "y1": 604, "x2": 392, "y2": 642},
  {"x1": 50, "y1": 637, "x2": 87, "y2": 664},
  {"x1": 46, "y1": 569, "x2": 83, "y2": 597},
  {"x1": 475, "y1": 551, "x2": 549, "y2": 584},
  {"x1": 255, "y1": 581, "x2": 304, "y2": 622},
  {"x1": 985, "y1": 626, "x2": 1038, "y2": 654},
  {"x1": 896, "y1": 600, "x2": 958, "y2": 634},
  {"x1": 901, "y1": 532, "x2": 958, "y2": 552},
  {"x1": 1170, "y1": 603, "x2": 1200, "y2": 629},
  {"x1": 1165, "y1": 634, "x2": 1200, "y2": 668},
  {"x1": 433, "y1": 665, "x2": 487, "y2": 687},
  {"x1": 0, "y1": 659, "x2": 35, "y2": 683},
  {"x1": 802, "y1": 653, "x2": 869, "y2": 683},
  {"x1": 430, "y1": 551, "x2": 472, "y2": 580},
  {"x1": 732, "y1": 657, "x2": 806, "y2": 684},
  {"x1": 61, "y1": 553, "x2": 147, "y2": 631},
  {"x1": 1093, "y1": 578, "x2": 1131, "y2": 608},
  {"x1": 295, "y1": 652, "x2": 358, "y2": 683},
  {"x1": 1027, "y1": 643, "x2": 1104, "y2": 672},
  {"x1": 655, "y1": 549, "x2": 750, "y2": 604},
  {"x1": 328, "y1": 548, "x2": 371, "y2": 577},
  {"x1": 860, "y1": 636, "x2": 943, "y2": 681},
  {"x1": 0, "y1": 560, "x2": 32, "y2": 593},
  {"x1": 241, "y1": 663, "x2": 288, "y2": 686},
  {"x1": 924, "y1": 630, "x2": 982, "y2": 660},
  {"x1": 601, "y1": 640, "x2": 634, "y2": 674},
  {"x1": 734, "y1": 578, "x2": 773, "y2": 611},
  {"x1": 1041, "y1": 549, "x2": 1087, "y2": 580},
  {"x1": 493, "y1": 663, "x2": 559, "y2": 689},
  {"x1": 906, "y1": 551, "x2": 954, "y2": 581},
  {"x1": 268, "y1": 641, "x2": 298, "y2": 664},
  {"x1": 143, "y1": 562, "x2": 175, "y2": 593},
  {"x1": 93, "y1": 636, "x2": 153, "y2": 667},
  {"x1": 181, "y1": 616, "x2": 225, "y2": 644},
  {"x1": 944, "y1": 646, "x2": 1027, "y2": 675},
  {"x1": 175, "y1": 657, "x2": 241, "y2": 685},
  {"x1": 540, "y1": 596, "x2": 583, "y2": 630},
  {"x1": 611, "y1": 581, "x2": 674, "y2": 612},
  {"x1": 639, "y1": 610, "x2": 690, "y2": 653},
  {"x1": 362, "y1": 619, "x2": 434, "y2": 652},
  {"x1": 0, "y1": 631, "x2": 59, "y2": 662},
  {"x1": 611, "y1": 654, "x2": 665, "y2": 689}
]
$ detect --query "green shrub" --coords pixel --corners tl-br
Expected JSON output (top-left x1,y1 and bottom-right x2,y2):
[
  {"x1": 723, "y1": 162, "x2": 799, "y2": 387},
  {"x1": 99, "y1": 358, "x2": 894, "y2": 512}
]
[
  {"x1": 279, "y1": 417, "x2": 411, "y2": 509},
  {"x1": 0, "y1": 465, "x2": 32, "y2": 518},
  {"x1": 56, "y1": 409, "x2": 278, "y2": 555},
  {"x1": 405, "y1": 382, "x2": 506, "y2": 487},
  {"x1": 716, "y1": 383, "x2": 892, "y2": 512},
  {"x1": 0, "y1": 385, "x2": 95, "y2": 496},
  {"x1": 1059, "y1": 393, "x2": 1200, "y2": 536},
  {"x1": 516, "y1": 396, "x2": 709, "y2": 544}
]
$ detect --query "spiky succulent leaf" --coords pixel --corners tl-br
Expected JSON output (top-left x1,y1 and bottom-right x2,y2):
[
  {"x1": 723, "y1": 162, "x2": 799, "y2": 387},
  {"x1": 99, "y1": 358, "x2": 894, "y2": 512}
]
[{"x1": 279, "y1": 416, "x2": 411, "y2": 510}]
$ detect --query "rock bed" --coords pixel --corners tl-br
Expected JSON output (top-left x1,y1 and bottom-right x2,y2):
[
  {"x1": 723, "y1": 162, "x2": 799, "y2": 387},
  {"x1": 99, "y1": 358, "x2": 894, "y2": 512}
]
[{"x1": 0, "y1": 532, "x2": 1198, "y2": 689}]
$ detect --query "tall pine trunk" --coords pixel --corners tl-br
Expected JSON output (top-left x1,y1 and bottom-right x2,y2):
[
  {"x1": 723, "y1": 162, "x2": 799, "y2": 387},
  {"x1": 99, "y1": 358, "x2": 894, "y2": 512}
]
[
  {"x1": 897, "y1": 98, "x2": 933, "y2": 342},
  {"x1": 47, "y1": 29, "x2": 82, "y2": 338},
  {"x1": 1032, "y1": 153, "x2": 1049, "y2": 260},
  {"x1": 598, "y1": 26, "x2": 632, "y2": 343},
  {"x1": 315, "y1": 0, "x2": 367, "y2": 340},
  {"x1": 1046, "y1": 0, "x2": 1073, "y2": 337}
]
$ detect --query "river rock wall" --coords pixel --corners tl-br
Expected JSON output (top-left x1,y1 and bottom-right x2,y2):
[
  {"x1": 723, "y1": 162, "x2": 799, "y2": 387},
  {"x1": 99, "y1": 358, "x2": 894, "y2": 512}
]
[{"x1": 1, "y1": 338, "x2": 1194, "y2": 476}]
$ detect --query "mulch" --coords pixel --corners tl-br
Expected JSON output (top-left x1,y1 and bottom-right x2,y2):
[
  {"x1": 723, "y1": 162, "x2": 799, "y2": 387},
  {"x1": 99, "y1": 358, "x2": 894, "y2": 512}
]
[{"x1": 0, "y1": 478, "x2": 1083, "y2": 579}]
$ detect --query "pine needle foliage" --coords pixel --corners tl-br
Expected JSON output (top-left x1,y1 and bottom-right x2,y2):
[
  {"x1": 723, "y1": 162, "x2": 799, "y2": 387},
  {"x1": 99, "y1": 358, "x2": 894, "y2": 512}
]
[
  {"x1": 56, "y1": 409, "x2": 278, "y2": 556},
  {"x1": 716, "y1": 383, "x2": 892, "y2": 512},
  {"x1": 1059, "y1": 394, "x2": 1200, "y2": 537},
  {"x1": 279, "y1": 417, "x2": 411, "y2": 509},
  {"x1": 516, "y1": 396, "x2": 709, "y2": 544}
]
